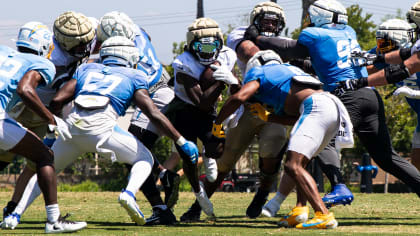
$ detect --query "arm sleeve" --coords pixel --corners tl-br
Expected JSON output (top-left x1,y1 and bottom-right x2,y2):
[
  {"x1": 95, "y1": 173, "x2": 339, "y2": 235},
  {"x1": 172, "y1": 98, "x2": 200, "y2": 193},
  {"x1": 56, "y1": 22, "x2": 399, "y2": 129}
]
[{"x1": 256, "y1": 37, "x2": 310, "y2": 61}]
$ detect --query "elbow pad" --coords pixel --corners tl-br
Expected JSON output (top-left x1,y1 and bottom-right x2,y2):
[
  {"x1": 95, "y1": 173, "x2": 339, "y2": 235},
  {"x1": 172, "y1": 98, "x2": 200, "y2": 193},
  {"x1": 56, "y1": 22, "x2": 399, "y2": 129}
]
[
  {"x1": 385, "y1": 64, "x2": 411, "y2": 84},
  {"x1": 399, "y1": 47, "x2": 412, "y2": 61}
]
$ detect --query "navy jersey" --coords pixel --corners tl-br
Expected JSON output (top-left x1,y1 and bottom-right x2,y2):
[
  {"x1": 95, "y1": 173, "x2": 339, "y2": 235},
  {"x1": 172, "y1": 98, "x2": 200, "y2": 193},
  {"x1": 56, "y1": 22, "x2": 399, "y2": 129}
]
[
  {"x1": 244, "y1": 63, "x2": 314, "y2": 115},
  {"x1": 0, "y1": 45, "x2": 55, "y2": 111},
  {"x1": 298, "y1": 25, "x2": 368, "y2": 91},
  {"x1": 134, "y1": 27, "x2": 162, "y2": 90},
  {"x1": 73, "y1": 63, "x2": 149, "y2": 116}
]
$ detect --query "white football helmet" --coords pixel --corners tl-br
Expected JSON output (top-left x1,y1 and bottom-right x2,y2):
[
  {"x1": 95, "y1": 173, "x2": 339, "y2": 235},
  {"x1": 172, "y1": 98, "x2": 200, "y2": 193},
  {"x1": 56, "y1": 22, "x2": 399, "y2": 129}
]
[
  {"x1": 100, "y1": 36, "x2": 139, "y2": 68},
  {"x1": 245, "y1": 50, "x2": 282, "y2": 75},
  {"x1": 97, "y1": 11, "x2": 137, "y2": 43},
  {"x1": 16, "y1": 22, "x2": 53, "y2": 57},
  {"x1": 186, "y1": 18, "x2": 223, "y2": 65},
  {"x1": 376, "y1": 19, "x2": 413, "y2": 54},
  {"x1": 407, "y1": 1, "x2": 420, "y2": 27},
  {"x1": 308, "y1": 0, "x2": 348, "y2": 27},
  {"x1": 250, "y1": 1, "x2": 286, "y2": 37}
]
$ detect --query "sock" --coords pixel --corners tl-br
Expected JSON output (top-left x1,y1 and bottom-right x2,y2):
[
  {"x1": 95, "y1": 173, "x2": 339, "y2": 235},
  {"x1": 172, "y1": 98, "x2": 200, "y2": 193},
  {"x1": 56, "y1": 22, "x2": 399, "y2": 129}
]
[
  {"x1": 126, "y1": 160, "x2": 152, "y2": 194},
  {"x1": 275, "y1": 192, "x2": 287, "y2": 205},
  {"x1": 153, "y1": 205, "x2": 167, "y2": 211},
  {"x1": 158, "y1": 169, "x2": 167, "y2": 180},
  {"x1": 45, "y1": 204, "x2": 60, "y2": 223},
  {"x1": 14, "y1": 175, "x2": 41, "y2": 216}
]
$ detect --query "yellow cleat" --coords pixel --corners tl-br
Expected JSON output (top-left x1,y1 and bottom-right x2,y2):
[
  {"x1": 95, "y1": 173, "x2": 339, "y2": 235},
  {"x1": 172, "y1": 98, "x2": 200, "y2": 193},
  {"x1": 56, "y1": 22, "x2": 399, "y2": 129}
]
[
  {"x1": 295, "y1": 211, "x2": 338, "y2": 229},
  {"x1": 278, "y1": 206, "x2": 309, "y2": 227}
]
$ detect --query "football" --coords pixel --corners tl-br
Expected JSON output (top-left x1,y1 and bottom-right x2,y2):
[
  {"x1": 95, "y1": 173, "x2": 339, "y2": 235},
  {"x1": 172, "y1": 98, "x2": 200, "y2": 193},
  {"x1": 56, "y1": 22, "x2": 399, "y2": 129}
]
[{"x1": 199, "y1": 63, "x2": 218, "y2": 91}]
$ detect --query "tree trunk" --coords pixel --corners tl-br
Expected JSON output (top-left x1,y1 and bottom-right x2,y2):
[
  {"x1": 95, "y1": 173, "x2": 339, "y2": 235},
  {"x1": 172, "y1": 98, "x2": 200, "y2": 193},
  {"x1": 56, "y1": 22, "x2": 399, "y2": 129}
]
[
  {"x1": 197, "y1": 0, "x2": 204, "y2": 18},
  {"x1": 301, "y1": 0, "x2": 316, "y2": 26}
]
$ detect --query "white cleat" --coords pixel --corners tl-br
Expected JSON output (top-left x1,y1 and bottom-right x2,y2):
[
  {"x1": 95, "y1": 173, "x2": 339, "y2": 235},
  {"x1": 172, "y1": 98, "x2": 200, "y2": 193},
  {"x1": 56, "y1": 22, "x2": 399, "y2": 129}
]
[
  {"x1": 45, "y1": 214, "x2": 87, "y2": 234},
  {"x1": 203, "y1": 156, "x2": 218, "y2": 183},
  {"x1": 261, "y1": 193, "x2": 282, "y2": 217},
  {"x1": 118, "y1": 190, "x2": 145, "y2": 225},
  {"x1": 1, "y1": 213, "x2": 20, "y2": 229},
  {"x1": 194, "y1": 182, "x2": 214, "y2": 217}
]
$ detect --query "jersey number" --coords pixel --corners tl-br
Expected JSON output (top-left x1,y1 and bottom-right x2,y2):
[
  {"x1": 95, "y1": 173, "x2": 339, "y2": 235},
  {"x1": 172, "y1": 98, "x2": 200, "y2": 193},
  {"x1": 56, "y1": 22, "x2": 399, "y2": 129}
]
[
  {"x1": 81, "y1": 72, "x2": 123, "y2": 95},
  {"x1": 336, "y1": 39, "x2": 360, "y2": 69}
]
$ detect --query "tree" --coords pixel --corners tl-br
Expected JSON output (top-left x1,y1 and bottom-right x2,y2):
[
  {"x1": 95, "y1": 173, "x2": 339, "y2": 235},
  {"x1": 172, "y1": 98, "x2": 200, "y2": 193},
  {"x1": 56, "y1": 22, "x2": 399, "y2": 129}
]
[{"x1": 346, "y1": 5, "x2": 377, "y2": 50}]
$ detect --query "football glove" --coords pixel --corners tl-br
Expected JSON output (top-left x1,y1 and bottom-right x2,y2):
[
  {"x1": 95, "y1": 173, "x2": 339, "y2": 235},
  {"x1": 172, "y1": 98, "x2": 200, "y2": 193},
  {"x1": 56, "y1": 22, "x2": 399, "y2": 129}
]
[
  {"x1": 48, "y1": 115, "x2": 72, "y2": 141},
  {"x1": 244, "y1": 25, "x2": 259, "y2": 43},
  {"x1": 249, "y1": 103, "x2": 270, "y2": 122},
  {"x1": 333, "y1": 78, "x2": 368, "y2": 96},
  {"x1": 393, "y1": 86, "x2": 420, "y2": 99},
  {"x1": 212, "y1": 123, "x2": 225, "y2": 138},
  {"x1": 210, "y1": 64, "x2": 238, "y2": 85},
  {"x1": 176, "y1": 136, "x2": 199, "y2": 164},
  {"x1": 350, "y1": 51, "x2": 384, "y2": 67}
]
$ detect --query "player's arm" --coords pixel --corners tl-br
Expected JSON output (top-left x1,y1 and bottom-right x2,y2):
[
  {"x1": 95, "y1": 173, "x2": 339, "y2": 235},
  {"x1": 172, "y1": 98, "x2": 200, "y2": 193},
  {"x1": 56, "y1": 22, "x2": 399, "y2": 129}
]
[
  {"x1": 176, "y1": 71, "x2": 225, "y2": 113},
  {"x1": 17, "y1": 70, "x2": 55, "y2": 125},
  {"x1": 49, "y1": 79, "x2": 77, "y2": 116},
  {"x1": 255, "y1": 37, "x2": 310, "y2": 62},
  {"x1": 214, "y1": 80, "x2": 259, "y2": 125},
  {"x1": 236, "y1": 40, "x2": 261, "y2": 64}
]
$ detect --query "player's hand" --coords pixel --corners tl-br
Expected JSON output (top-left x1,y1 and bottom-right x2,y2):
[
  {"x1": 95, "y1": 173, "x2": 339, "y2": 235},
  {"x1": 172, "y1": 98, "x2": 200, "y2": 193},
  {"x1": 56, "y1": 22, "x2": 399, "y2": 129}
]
[
  {"x1": 43, "y1": 131, "x2": 56, "y2": 148},
  {"x1": 210, "y1": 64, "x2": 238, "y2": 85},
  {"x1": 180, "y1": 141, "x2": 199, "y2": 164},
  {"x1": 212, "y1": 123, "x2": 226, "y2": 138},
  {"x1": 249, "y1": 103, "x2": 270, "y2": 122},
  {"x1": 333, "y1": 78, "x2": 368, "y2": 96},
  {"x1": 244, "y1": 25, "x2": 259, "y2": 43},
  {"x1": 350, "y1": 51, "x2": 384, "y2": 67},
  {"x1": 393, "y1": 86, "x2": 418, "y2": 98},
  {"x1": 48, "y1": 115, "x2": 72, "y2": 141}
]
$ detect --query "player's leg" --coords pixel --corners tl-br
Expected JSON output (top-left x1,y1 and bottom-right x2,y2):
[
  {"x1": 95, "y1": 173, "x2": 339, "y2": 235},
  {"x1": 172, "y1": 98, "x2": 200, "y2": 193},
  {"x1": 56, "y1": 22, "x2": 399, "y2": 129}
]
[{"x1": 410, "y1": 130, "x2": 420, "y2": 171}]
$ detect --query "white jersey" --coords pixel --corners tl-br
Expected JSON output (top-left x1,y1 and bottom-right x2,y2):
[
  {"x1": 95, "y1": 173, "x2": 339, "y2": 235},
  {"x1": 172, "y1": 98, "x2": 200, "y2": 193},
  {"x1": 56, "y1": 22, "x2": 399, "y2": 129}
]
[
  {"x1": 172, "y1": 46, "x2": 237, "y2": 106},
  {"x1": 227, "y1": 26, "x2": 292, "y2": 76}
]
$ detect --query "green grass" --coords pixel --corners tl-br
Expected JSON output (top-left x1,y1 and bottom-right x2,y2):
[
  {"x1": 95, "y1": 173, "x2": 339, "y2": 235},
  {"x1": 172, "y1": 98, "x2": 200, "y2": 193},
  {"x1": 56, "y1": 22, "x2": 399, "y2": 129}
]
[{"x1": 0, "y1": 192, "x2": 418, "y2": 235}]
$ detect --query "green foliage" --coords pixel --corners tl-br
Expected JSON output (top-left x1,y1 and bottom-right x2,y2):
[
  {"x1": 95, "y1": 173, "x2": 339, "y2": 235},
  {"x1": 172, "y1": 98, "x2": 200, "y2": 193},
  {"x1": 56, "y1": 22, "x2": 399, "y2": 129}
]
[
  {"x1": 58, "y1": 180, "x2": 100, "y2": 192},
  {"x1": 172, "y1": 41, "x2": 186, "y2": 60},
  {"x1": 151, "y1": 137, "x2": 173, "y2": 165},
  {"x1": 347, "y1": 5, "x2": 377, "y2": 50},
  {"x1": 381, "y1": 9, "x2": 405, "y2": 22}
]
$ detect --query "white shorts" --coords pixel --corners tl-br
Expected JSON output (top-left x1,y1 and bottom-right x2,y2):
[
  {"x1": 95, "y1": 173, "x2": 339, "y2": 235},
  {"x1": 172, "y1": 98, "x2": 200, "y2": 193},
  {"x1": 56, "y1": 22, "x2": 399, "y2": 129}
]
[
  {"x1": 412, "y1": 131, "x2": 420, "y2": 149},
  {"x1": 130, "y1": 86, "x2": 174, "y2": 136},
  {"x1": 51, "y1": 108, "x2": 154, "y2": 172},
  {"x1": 0, "y1": 113, "x2": 27, "y2": 151},
  {"x1": 288, "y1": 93, "x2": 340, "y2": 160}
]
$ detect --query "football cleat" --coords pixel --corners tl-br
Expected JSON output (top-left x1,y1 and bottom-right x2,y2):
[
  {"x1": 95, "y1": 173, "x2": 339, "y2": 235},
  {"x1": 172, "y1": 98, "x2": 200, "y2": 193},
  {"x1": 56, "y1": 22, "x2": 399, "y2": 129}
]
[
  {"x1": 295, "y1": 211, "x2": 338, "y2": 229},
  {"x1": 322, "y1": 184, "x2": 354, "y2": 208},
  {"x1": 160, "y1": 170, "x2": 180, "y2": 209},
  {"x1": 3, "y1": 201, "x2": 17, "y2": 220},
  {"x1": 278, "y1": 206, "x2": 309, "y2": 228},
  {"x1": 246, "y1": 189, "x2": 269, "y2": 218},
  {"x1": 1, "y1": 213, "x2": 20, "y2": 229},
  {"x1": 45, "y1": 214, "x2": 87, "y2": 234},
  {"x1": 261, "y1": 193, "x2": 283, "y2": 217},
  {"x1": 203, "y1": 156, "x2": 218, "y2": 183},
  {"x1": 194, "y1": 182, "x2": 214, "y2": 217},
  {"x1": 145, "y1": 207, "x2": 177, "y2": 226},
  {"x1": 180, "y1": 201, "x2": 201, "y2": 223},
  {"x1": 118, "y1": 190, "x2": 146, "y2": 225}
]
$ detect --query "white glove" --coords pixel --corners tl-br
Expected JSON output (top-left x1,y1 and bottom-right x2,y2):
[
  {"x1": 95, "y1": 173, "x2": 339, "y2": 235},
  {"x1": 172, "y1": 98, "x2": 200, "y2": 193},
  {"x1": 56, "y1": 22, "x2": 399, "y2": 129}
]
[
  {"x1": 48, "y1": 115, "x2": 72, "y2": 141},
  {"x1": 210, "y1": 64, "x2": 238, "y2": 85},
  {"x1": 393, "y1": 86, "x2": 420, "y2": 99}
]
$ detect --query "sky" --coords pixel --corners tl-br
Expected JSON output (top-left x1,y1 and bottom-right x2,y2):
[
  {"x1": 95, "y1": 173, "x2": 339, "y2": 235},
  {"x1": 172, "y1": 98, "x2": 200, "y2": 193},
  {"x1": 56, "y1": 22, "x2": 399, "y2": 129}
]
[{"x1": 0, "y1": 0, "x2": 415, "y2": 64}]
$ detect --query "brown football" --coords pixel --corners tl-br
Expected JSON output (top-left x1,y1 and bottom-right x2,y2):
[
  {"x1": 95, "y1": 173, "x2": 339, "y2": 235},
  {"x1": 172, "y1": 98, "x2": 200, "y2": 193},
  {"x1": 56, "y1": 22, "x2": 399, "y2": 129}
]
[{"x1": 199, "y1": 65, "x2": 216, "y2": 91}]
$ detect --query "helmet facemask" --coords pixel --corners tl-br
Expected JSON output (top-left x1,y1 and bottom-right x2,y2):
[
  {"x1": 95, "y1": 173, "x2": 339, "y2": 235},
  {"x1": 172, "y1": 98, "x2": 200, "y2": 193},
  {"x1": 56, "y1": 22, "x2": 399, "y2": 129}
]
[
  {"x1": 190, "y1": 36, "x2": 222, "y2": 65},
  {"x1": 254, "y1": 13, "x2": 284, "y2": 37},
  {"x1": 376, "y1": 36, "x2": 397, "y2": 54},
  {"x1": 68, "y1": 41, "x2": 92, "y2": 58}
]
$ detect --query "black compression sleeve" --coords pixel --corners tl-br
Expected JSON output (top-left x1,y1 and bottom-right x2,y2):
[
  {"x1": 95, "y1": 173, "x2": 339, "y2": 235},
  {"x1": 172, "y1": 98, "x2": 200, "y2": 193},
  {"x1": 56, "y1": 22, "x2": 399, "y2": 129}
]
[
  {"x1": 399, "y1": 47, "x2": 412, "y2": 61},
  {"x1": 256, "y1": 37, "x2": 310, "y2": 61}
]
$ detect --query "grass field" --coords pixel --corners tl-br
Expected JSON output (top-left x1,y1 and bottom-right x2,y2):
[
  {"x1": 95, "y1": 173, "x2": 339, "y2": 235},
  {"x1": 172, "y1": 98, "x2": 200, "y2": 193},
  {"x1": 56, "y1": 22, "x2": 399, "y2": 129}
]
[{"x1": 0, "y1": 191, "x2": 418, "y2": 235}]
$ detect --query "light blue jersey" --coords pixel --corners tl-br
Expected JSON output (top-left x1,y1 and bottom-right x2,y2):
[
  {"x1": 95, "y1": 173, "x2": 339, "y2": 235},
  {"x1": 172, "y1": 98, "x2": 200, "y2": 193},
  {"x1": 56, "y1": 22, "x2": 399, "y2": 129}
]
[
  {"x1": 298, "y1": 25, "x2": 368, "y2": 91},
  {"x1": 134, "y1": 28, "x2": 162, "y2": 90},
  {"x1": 73, "y1": 63, "x2": 149, "y2": 116},
  {"x1": 244, "y1": 63, "x2": 313, "y2": 115},
  {"x1": 0, "y1": 45, "x2": 55, "y2": 111}
]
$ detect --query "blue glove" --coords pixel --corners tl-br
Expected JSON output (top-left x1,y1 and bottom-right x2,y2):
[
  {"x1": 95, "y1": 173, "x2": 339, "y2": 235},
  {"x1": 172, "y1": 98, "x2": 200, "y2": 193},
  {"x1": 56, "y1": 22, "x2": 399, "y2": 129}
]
[
  {"x1": 43, "y1": 132, "x2": 56, "y2": 148},
  {"x1": 177, "y1": 137, "x2": 199, "y2": 164}
]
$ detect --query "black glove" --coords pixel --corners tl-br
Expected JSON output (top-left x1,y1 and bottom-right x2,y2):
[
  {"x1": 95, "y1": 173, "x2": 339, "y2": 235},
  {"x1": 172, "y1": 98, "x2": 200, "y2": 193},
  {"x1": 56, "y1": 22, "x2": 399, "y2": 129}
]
[
  {"x1": 244, "y1": 25, "x2": 259, "y2": 43},
  {"x1": 333, "y1": 77, "x2": 368, "y2": 96},
  {"x1": 350, "y1": 51, "x2": 384, "y2": 67}
]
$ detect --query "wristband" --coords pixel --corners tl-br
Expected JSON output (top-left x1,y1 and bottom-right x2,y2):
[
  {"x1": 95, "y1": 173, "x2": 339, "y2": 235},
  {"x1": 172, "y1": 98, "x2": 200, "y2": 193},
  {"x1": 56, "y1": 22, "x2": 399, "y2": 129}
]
[
  {"x1": 176, "y1": 136, "x2": 187, "y2": 146},
  {"x1": 399, "y1": 47, "x2": 412, "y2": 61}
]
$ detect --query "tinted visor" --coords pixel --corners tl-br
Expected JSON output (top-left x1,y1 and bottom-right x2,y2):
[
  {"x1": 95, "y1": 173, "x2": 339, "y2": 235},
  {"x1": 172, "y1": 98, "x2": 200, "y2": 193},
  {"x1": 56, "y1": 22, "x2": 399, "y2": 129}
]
[
  {"x1": 376, "y1": 38, "x2": 395, "y2": 54},
  {"x1": 192, "y1": 37, "x2": 220, "y2": 59}
]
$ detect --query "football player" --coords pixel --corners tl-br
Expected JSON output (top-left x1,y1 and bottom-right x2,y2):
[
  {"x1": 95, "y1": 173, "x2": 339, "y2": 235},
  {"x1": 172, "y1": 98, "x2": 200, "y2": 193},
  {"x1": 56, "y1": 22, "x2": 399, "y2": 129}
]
[
  {"x1": 213, "y1": 49, "x2": 350, "y2": 229},
  {"x1": 246, "y1": 0, "x2": 420, "y2": 205},
  {"x1": 2, "y1": 36, "x2": 199, "y2": 226},
  {"x1": 168, "y1": 17, "x2": 237, "y2": 219},
  {"x1": 1, "y1": 11, "x2": 96, "y2": 228},
  {"x1": 0, "y1": 22, "x2": 87, "y2": 233}
]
